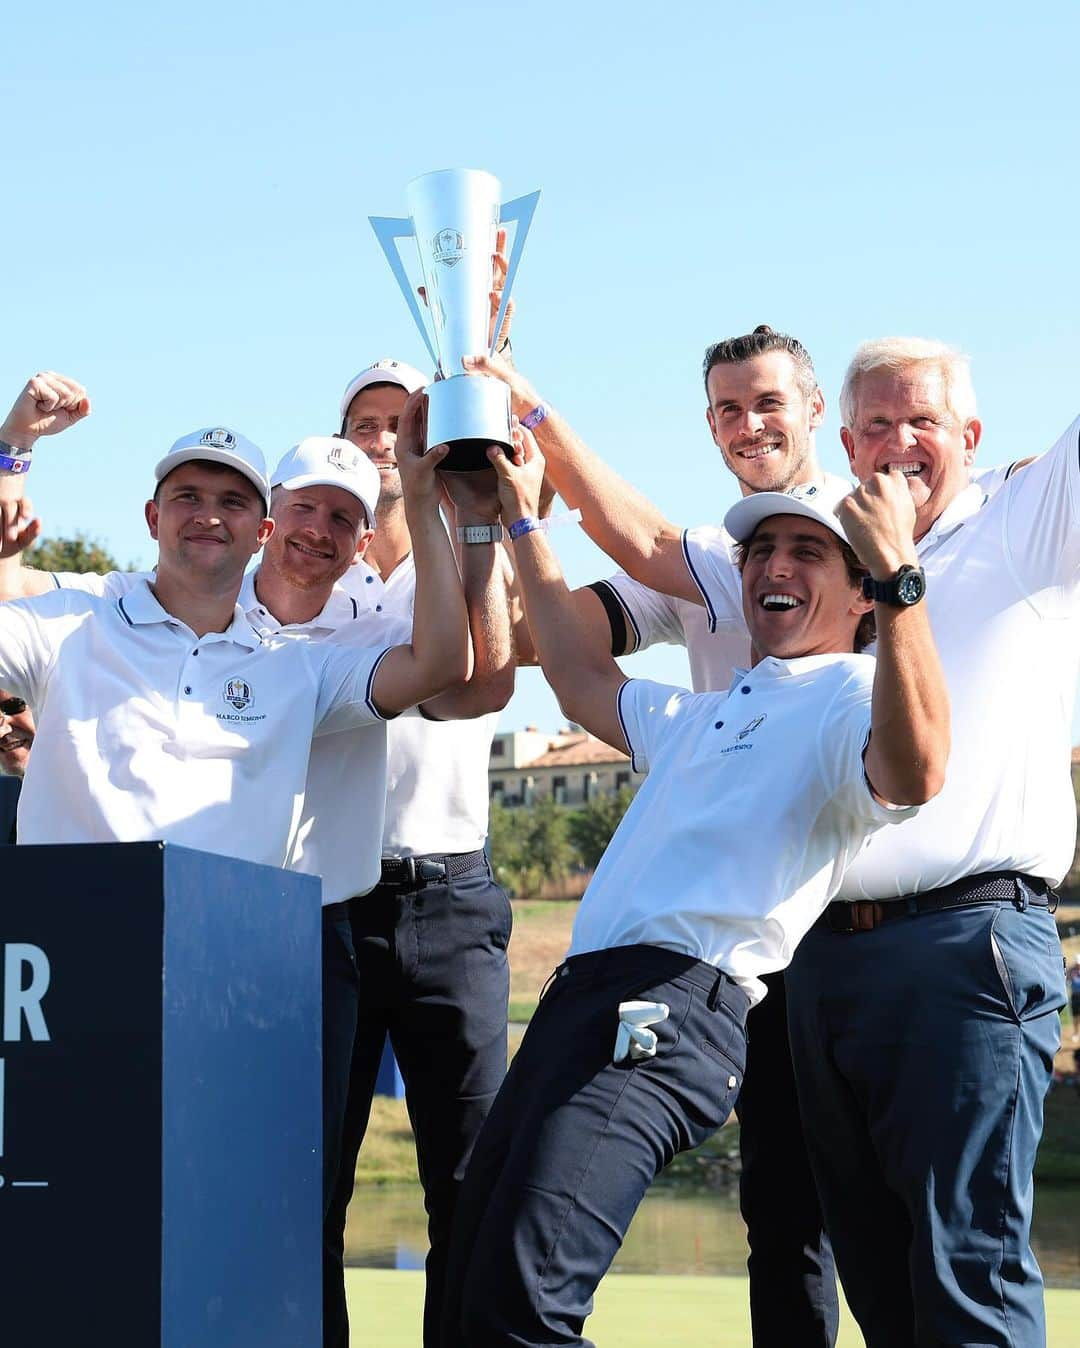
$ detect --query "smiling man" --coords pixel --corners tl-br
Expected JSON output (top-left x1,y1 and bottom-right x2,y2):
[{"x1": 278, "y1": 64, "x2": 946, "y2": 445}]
[
  {"x1": 0, "y1": 362, "x2": 516, "y2": 1348},
  {"x1": 782, "y1": 337, "x2": 1080, "y2": 1348},
  {"x1": 440, "y1": 428, "x2": 949, "y2": 1348},
  {"x1": 473, "y1": 326, "x2": 852, "y2": 1345}
]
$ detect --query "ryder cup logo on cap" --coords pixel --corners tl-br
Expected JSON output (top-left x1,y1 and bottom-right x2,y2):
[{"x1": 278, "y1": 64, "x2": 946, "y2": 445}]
[
  {"x1": 724, "y1": 478, "x2": 853, "y2": 546},
  {"x1": 339, "y1": 359, "x2": 429, "y2": 421},
  {"x1": 154, "y1": 426, "x2": 271, "y2": 510},
  {"x1": 271, "y1": 437, "x2": 381, "y2": 529}
]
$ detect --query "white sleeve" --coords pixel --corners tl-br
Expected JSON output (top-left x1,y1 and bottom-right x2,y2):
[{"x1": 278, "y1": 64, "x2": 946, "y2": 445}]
[
  {"x1": 0, "y1": 591, "x2": 80, "y2": 704},
  {"x1": 311, "y1": 643, "x2": 395, "y2": 733},
  {"x1": 615, "y1": 677, "x2": 692, "y2": 776},
  {"x1": 602, "y1": 573, "x2": 687, "y2": 653},
  {"x1": 999, "y1": 415, "x2": 1080, "y2": 601},
  {"x1": 970, "y1": 462, "x2": 1016, "y2": 499},
  {"x1": 816, "y1": 666, "x2": 918, "y2": 829},
  {"x1": 681, "y1": 527, "x2": 746, "y2": 634},
  {"x1": 51, "y1": 569, "x2": 148, "y2": 598}
]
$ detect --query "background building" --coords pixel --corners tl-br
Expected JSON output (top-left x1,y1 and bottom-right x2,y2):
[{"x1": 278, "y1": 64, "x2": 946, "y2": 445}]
[{"x1": 489, "y1": 727, "x2": 641, "y2": 807}]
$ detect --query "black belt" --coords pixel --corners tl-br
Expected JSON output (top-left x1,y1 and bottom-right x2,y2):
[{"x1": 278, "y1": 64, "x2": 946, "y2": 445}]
[
  {"x1": 378, "y1": 848, "x2": 487, "y2": 889},
  {"x1": 817, "y1": 870, "x2": 1053, "y2": 935}
]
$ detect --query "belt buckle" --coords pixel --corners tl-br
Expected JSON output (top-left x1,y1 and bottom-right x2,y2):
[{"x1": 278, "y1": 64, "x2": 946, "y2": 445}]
[{"x1": 403, "y1": 857, "x2": 417, "y2": 886}]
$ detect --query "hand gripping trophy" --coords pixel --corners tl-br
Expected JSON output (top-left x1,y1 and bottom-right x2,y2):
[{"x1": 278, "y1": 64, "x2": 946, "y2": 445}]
[{"x1": 370, "y1": 169, "x2": 539, "y2": 470}]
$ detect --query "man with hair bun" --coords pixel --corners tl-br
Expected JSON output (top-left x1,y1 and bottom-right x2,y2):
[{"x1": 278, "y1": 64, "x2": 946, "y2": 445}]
[
  {"x1": 783, "y1": 335, "x2": 1078, "y2": 1347},
  {"x1": 470, "y1": 324, "x2": 860, "y2": 1345}
]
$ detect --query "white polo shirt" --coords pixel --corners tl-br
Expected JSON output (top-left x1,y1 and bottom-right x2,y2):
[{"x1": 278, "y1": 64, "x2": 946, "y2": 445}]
[
  {"x1": 599, "y1": 526, "x2": 749, "y2": 692},
  {"x1": 52, "y1": 567, "x2": 400, "y2": 904},
  {"x1": 839, "y1": 419, "x2": 1080, "y2": 899},
  {"x1": 567, "y1": 659, "x2": 916, "y2": 1004},
  {"x1": 0, "y1": 580, "x2": 389, "y2": 870},
  {"x1": 341, "y1": 556, "x2": 498, "y2": 858}
]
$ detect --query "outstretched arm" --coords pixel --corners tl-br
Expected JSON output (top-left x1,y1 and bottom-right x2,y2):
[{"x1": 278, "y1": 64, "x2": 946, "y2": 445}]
[
  {"x1": 464, "y1": 351, "x2": 701, "y2": 606},
  {"x1": 838, "y1": 472, "x2": 949, "y2": 806},
  {"x1": 423, "y1": 467, "x2": 516, "y2": 719},
  {"x1": 488, "y1": 425, "x2": 629, "y2": 754},
  {"x1": 0, "y1": 372, "x2": 92, "y2": 600},
  {"x1": 370, "y1": 393, "x2": 471, "y2": 716}
]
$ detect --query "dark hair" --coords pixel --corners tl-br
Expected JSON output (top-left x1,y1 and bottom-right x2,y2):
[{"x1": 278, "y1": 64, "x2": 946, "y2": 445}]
[
  {"x1": 153, "y1": 458, "x2": 268, "y2": 518},
  {"x1": 339, "y1": 380, "x2": 405, "y2": 436},
  {"x1": 703, "y1": 324, "x2": 818, "y2": 400},
  {"x1": 733, "y1": 527, "x2": 876, "y2": 654}
]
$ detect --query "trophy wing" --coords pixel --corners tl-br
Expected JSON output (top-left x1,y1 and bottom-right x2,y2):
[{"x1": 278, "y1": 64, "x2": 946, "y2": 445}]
[
  {"x1": 492, "y1": 191, "x2": 541, "y2": 357},
  {"x1": 368, "y1": 215, "x2": 439, "y2": 367}
]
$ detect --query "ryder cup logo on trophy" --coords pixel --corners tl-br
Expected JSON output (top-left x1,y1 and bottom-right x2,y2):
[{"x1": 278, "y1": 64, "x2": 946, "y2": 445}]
[{"x1": 370, "y1": 169, "x2": 540, "y2": 471}]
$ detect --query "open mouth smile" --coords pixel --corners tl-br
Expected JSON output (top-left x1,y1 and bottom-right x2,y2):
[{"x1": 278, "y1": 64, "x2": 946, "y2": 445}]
[
  {"x1": 288, "y1": 540, "x2": 334, "y2": 560},
  {"x1": 759, "y1": 593, "x2": 804, "y2": 612},
  {"x1": 883, "y1": 460, "x2": 929, "y2": 480}
]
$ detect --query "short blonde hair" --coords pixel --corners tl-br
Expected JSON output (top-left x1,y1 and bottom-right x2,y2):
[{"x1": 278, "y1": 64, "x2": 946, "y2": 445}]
[{"x1": 839, "y1": 337, "x2": 978, "y2": 429}]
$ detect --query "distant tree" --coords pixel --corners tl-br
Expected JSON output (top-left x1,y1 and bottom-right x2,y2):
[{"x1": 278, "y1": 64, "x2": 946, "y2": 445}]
[
  {"x1": 567, "y1": 787, "x2": 636, "y2": 871},
  {"x1": 489, "y1": 796, "x2": 576, "y2": 899},
  {"x1": 25, "y1": 533, "x2": 125, "y2": 577}
]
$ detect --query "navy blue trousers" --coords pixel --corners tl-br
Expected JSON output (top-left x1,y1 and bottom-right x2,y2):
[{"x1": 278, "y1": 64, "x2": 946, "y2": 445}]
[
  {"x1": 737, "y1": 970, "x2": 839, "y2": 1346},
  {"x1": 442, "y1": 944, "x2": 749, "y2": 1348},
  {"x1": 321, "y1": 908, "x2": 363, "y2": 1334},
  {"x1": 786, "y1": 894, "x2": 1064, "y2": 1347},
  {"x1": 323, "y1": 856, "x2": 511, "y2": 1348}
]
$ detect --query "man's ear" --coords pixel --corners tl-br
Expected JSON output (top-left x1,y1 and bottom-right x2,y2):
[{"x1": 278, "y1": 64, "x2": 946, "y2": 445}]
[
  {"x1": 840, "y1": 426, "x2": 857, "y2": 473},
  {"x1": 705, "y1": 405, "x2": 720, "y2": 447},
  {"x1": 256, "y1": 517, "x2": 275, "y2": 549},
  {"x1": 808, "y1": 386, "x2": 825, "y2": 431},
  {"x1": 145, "y1": 499, "x2": 159, "y2": 540},
  {"x1": 963, "y1": 418, "x2": 982, "y2": 465},
  {"x1": 353, "y1": 527, "x2": 376, "y2": 562}
]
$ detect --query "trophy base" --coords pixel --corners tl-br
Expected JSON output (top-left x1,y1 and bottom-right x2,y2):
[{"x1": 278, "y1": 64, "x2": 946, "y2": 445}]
[{"x1": 427, "y1": 374, "x2": 511, "y2": 472}]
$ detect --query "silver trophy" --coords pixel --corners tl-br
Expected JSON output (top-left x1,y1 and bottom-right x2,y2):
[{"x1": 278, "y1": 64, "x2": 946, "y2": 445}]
[{"x1": 370, "y1": 168, "x2": 540, "y2": 471}]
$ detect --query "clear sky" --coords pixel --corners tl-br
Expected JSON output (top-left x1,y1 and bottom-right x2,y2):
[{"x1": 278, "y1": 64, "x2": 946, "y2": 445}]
[{"x1": 4, "y1": 0, "x2": 1079, "y2": 734}]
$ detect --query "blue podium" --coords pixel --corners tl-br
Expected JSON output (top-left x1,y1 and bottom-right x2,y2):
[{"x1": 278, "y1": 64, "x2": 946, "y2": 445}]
[{"x1": 1, "y1": 842, "x2": 322, "y2": 1347}]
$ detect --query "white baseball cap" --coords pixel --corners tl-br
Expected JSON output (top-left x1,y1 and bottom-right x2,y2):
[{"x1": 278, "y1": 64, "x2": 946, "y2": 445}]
[
  {"x1": 155, "y1": 427, "x2": 271, "y2": 511},
  {"x1": 339, "y1": 359, "x2": 429, "y2": 421},
  {"x1": 271, "y1": 437, "x2": 380, "y2": 529},
  {"x1": 724, "y1": 479, "x2": 853, "y2": 546}
]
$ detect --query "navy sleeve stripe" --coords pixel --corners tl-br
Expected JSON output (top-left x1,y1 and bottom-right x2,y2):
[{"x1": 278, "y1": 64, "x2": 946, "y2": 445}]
[
  {"x1": 615, "y1": 678, "x2": 644, "y2": 774},
  {"x1": 588, "y1": 580, "x2": 636, "y2": 655},
  {"x1": 365, "y1": 646, "x2": 395, "y2": 720},
  {"x1": 681, "y1": 530, "x2": 717, "y2": 633}
]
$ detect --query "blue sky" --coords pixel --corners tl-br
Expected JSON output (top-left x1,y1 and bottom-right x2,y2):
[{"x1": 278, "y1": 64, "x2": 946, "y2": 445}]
[{"x1": 4, "y1": 0, "x2": 1079, "y2": 733}]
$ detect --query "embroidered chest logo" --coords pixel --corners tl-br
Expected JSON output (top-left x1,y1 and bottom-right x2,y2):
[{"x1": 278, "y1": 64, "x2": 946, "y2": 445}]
[
  {"x1": 223, "y1": 678, "x2": 254, "y2": 712},
  {"x1": 736, "y1": 714, "x2": 766, "y2": 741}
]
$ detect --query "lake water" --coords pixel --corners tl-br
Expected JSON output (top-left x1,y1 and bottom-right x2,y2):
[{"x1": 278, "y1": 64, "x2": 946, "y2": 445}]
[{"x1": 347, "y1": 1181, "x2": 1080, "y2": 1286}]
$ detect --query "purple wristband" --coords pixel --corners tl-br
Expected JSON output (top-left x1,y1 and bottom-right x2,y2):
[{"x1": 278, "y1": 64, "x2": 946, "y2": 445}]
[
  {"x1": 0, "y1": 452, "x2": 31, "y2": 475},
  {"x1": 521, "y1": 403, "x2": 548, "y2": 431},
  {"x1": 508, "y1": 515, "x2": 544, "y2": 541}
]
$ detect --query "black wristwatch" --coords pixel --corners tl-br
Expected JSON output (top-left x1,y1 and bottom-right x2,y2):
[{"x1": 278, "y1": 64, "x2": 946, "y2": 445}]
[{"x1": 862, "y1": 564, "x2": 926, "y2": 607}]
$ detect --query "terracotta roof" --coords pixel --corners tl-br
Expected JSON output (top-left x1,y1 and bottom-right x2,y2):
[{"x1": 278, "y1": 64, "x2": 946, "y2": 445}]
[{"x1": 525, "y1": 734, "x2": 630, "y2": 769}]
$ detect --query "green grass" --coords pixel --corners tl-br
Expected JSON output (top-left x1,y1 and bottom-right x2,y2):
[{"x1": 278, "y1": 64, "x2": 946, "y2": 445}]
[{"x1": 344, "y1": 1269, "x2": 1080, "y2": 1346}]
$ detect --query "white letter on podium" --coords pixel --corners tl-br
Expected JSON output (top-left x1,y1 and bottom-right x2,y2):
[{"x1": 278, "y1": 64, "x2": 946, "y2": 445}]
[{"x1": 3, "y1": 945, "x2": 51, "y2": 1043}]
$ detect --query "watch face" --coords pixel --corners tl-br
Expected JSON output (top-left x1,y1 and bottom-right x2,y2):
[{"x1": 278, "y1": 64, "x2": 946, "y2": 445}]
[{"x1": 897, "y1": 569, "x2": 925, "y2": 605}]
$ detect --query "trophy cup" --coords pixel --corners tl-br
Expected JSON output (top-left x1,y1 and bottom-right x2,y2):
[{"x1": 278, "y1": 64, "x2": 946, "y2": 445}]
[{"x1": 370, "y1": 169, "x2": 540, "y2": 471}]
